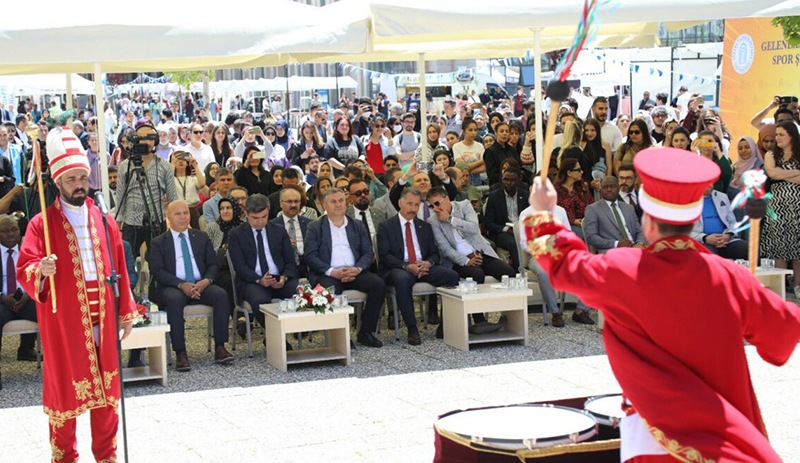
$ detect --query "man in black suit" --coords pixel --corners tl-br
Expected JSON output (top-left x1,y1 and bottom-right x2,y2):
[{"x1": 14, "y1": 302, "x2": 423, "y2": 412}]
[
  {"x1": 617, "y1": 165, "x2": 642, "y2": 220},
  {"x1": 304, "y1": 188, "x2": 385, "y2": 348},
  {"x1": 149, "y1": 200, "x2": 233, "y2": 372},
  {"x1": 270, "y1": 185, "x2": 311, "y2": 278},
  {"x1": 484, "y1": 167, "x2": 529, "y2": 272},
  {"x1": 228, "y1": 194, "x2": 299, "y2": 331},
  {"x1": 377, "y1": 188, "x2": 458, "y2": 345}
]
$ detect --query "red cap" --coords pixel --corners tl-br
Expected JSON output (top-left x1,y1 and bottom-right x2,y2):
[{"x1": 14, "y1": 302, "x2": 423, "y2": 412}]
[{"x1": 633, "y1": 148, "x2": 720, "y2": 225}]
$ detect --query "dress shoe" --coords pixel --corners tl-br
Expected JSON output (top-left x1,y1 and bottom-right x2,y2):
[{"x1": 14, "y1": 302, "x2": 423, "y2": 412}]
[
  {"x1": 237, "y1": 320, "x2": 248, "y2": 340},
  {"x1": 427, "y1": 310, "x2": 440, "y2": 325},
  {"x1": 286, "y1": 341, "x2": 293, "y2": 352},
  {"x1": 572, "y1": 310, "x2": 596, "y2": 325},
  {"x1": 436, "y1": 323, "x2": 444, "y2": 339},
  {"x1": 17, "y1": 348, "x2": 38, "y2": 362},
  {"x1": 407, "y1": 326, "x2": 421, "y2": 346},
  {"x1": 214, "y1": 346, "x2": 234, "y2": 364},
  {"x1": 469, "y1": 321, "x2": 503, "y2": 335},
  {"x1": 357, "y1": 332, "x2": 383, "y2": 348},
  {"x1": 175, "y1": 351, "x2": 191, "y2": 372},
  {"x1": 127, "y1": 350, "x2": 144, "y2": 368},
  {"x1": 551, "y1": 313, "x2": 565, "y2": 328}
]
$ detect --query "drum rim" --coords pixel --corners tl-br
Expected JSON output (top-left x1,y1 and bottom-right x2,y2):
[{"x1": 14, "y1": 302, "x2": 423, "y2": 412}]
[
  {"x1": 583, "y1": 393, "x2": 624, "y2": 426},
  {"x1": 436, "y1": 403, "x2": 599, "y2": 450}
]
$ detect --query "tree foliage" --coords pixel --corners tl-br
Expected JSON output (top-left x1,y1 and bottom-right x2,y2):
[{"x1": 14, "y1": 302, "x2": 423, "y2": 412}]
[
  {"x1": 772, "y1": 16, "x2": 800, "y2": 47},
  {"x1": 163, "y1": 71, "x2": 213, "y2": 91}
]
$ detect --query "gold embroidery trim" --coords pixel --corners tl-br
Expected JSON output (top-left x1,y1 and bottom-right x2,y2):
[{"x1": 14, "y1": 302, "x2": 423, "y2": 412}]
[
  {"x1": 72, "y1": 378, "x2": 92, "y2": 401},
  {"x1": 44, "y1": 396, "x2": 115, "y2": 429},
  {"x1": 649, "y1": 238, "x2": 698, "y2": 254},
  {"x1": 50, "y1": 437, "x2": 65, "y2": 462},
  {"x1": 522, "y1": 211, "x2": 559, "y2": 230},
  {"x1": 527, "y1": 235, "x2": 562, "y2": 259},
  {"x1": 643, "y1": 418, "x2": 716, "y2": 463},
  {"x1": 104, "y1": 370, "x2": 118, "y2": 389}
]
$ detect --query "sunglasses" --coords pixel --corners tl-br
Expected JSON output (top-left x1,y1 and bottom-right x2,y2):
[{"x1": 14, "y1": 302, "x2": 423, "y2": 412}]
[
  {"x1": 265, "y1": 132, "x2": 276, "y2": 136},
  {"x1": 192, "y1": 130, "x2": 203, "y2": 134},
  {"x1": 428, "y1": 200, "x2": 443, "y2": 208},
  {"x1": 374, "y1": 124, "x2": 384, "y2": 129},
  {"x1": 352, "y1": 189, "x2": 369, "y2": 197},
  {"x1": 570, "y1": 168, "x2": 583, "y2": 172},
  {"x1": 628, "y1": 130, "x2": 642, "y2": 135}
]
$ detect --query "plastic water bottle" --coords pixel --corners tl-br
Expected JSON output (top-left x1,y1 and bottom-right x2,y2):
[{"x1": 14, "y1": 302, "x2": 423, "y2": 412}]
[{"x1": 142, "y1": 294, "x2": 151, "y2": 312}]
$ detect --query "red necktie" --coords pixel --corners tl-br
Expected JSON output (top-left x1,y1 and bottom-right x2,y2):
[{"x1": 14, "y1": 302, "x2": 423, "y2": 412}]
[
  {"x1": 405, "y1": 221, "x2": 417, "y2": 264},
  {"x1": 7, "y1": 248, "x2": 16, "y2": 294}
]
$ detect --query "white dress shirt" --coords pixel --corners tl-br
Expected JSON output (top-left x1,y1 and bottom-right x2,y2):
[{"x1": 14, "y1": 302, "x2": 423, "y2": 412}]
[
  {"x1": 353, "y1": 207, "x2": 375, "y2": 239},
  {"x1": 326, "y1": 217, "x2": 355, "y2": 275},
  {"x1": 604, "y1": 199, "x2": 632, "y2": 247},
  {"x1": 252, "y1": 228, "x2": 279, "y2": 276},
  {"x1": 399, "y1": 216, "x2": 422, "y2": 263},
  {"x1": 1, "y1": 243, "x2": 19, "y2": 294},
  {"x1": 170, "y1": 229, "x2": 202, "y2": 282},
  {"x1": 61, "y1": 199, "x2": 98, "y2": 282}
]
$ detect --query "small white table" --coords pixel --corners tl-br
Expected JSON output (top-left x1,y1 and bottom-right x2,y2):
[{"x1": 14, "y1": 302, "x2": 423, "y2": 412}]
[
  {"x1": 260, "y1": 304, "x2": 353, "y2": 372},
  {"x1": 756, "y1": 268, "x2": 794, "y2": 300},
  {"x1": 120, "y1": 324, "x2": 170, "y2": 386},
  {"x1": 437, "y1": 284, "x2": 532, "y2": 351}
]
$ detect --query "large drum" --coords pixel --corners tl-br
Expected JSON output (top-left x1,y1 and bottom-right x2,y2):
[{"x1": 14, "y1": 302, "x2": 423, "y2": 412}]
[
  {"x1": 583, "y1": 394, "x2": 625, "y2": 440},
  {"x1": 434, "y1": 404, "x2": 603, "y2": 462}
]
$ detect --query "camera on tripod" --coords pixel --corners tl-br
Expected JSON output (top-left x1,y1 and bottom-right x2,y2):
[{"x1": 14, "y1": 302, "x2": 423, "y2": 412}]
[{"x1": 125, "y1": 125, "x2": 158, "y2": 166}]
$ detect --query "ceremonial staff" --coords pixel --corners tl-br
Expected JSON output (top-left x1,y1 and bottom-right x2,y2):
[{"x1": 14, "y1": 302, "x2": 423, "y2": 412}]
[{"x1": 25, "y1": 122, "x2": 57, "y2": 312}]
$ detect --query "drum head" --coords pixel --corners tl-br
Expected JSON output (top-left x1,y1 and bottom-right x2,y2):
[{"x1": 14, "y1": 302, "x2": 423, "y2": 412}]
[
  {"x1": 436, "y1": 404, "x2": 598, "y2": 450},
  {"x1": 584, "y1": 394, "x2": 624, "y2": 427}
]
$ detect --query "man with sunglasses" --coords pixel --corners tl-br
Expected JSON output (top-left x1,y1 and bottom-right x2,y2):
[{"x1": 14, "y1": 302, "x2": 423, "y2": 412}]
[{"x1": 346, "y1": 179, "x2": 387, "y2": 258}]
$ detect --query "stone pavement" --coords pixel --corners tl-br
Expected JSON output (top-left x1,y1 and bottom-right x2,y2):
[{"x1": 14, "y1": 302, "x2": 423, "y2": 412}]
[{"x1": 1, "y1": 311, "x2": 799, "y2": 462}]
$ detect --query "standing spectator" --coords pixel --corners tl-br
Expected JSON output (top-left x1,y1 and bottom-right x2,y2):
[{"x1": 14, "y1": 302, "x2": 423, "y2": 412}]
[
  {"x1": 0, "y1": 126, "x2": 23, "y2": 191},
  {"x1": 762, "y1": 120, "x2": 800, "y2": 300},
  {"x1": 692, "y1": 131, "x2": 732, "y2": 193},
  {"x1": 757, "y1": 124, "x2": 777, "y2": 157},
  {"x1": 614, "y1": 119, "x2": 652, "y2": 175},
  {"x1": 637, "y1": 91, "x2": 655, "y2": 110},
  {"x1": 392, "y1": 113, "x2": 421, "y2": 167},
  {"x1": 210, "y1": 123, "x2": 234, "y2": 166},
  {"x1": 185, "y1": 123, "x2": 215, "y2": 171},
  {"x1": 324, "y1": 117, "x2": 365, "y2": 174},
  {"x1": 86, "y1": 132, "x2": 109, "y2": 192},
  {"x1": 361, "y1": 118, "x2": 395, "y2": 175},
  {"x1": 730, "y1": 136, "x2": 763, "y2": 191},
  {"x1": 289, "y1": 121, "x2": 325, "y2": 172},
  {"x1": 171, "y1": 151, "x2": 206, "y2": 230},
  {"x1": 484, "y1": 121, "x2": 517, "y2": 187},
  {"x1": 453, "y1": 118, "x2": 485, "y2": 186}
]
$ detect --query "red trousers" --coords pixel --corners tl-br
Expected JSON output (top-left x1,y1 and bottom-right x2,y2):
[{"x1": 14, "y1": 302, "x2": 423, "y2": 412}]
[
  {"x1": 627, "y1": 455, "x2": 677, "y2": 463},
  {"x1": 49, "y1": 405, "x2": 118, "y2": 463}
]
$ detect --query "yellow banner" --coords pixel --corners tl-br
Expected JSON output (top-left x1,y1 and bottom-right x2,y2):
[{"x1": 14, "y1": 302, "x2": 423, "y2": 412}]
[{"x1": 721, "y1": 17, "x2": 800, "y2": 142}]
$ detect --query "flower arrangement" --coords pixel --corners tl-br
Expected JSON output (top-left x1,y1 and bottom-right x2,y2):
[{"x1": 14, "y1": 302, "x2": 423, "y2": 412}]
[
  {"x1": 293, "y1": 283, "x2": 335, "y2": 314},
  {"x1": 133, "y1": 304, "x2": 151, "y2": 328}
]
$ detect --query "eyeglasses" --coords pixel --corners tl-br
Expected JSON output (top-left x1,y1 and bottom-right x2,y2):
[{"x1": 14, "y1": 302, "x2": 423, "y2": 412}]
[
  {"x1": 265, "y1": 132, "x2": 276, "y2": 136},
  {"x1": 373, "y1": 125, "x2": 384, "y2": 129},
  {"x1": 352, "y1": 189, "x2": 369, "y2": 197},
  {"x1": 281, "y1": 199, "x2": 301, "y2": 204},
  {"x1": 628, "y1": 130, "x2": 642, "y2": 135},
  {"x1": 192, "y1": 130, "x2": 203, "y2": 134}
]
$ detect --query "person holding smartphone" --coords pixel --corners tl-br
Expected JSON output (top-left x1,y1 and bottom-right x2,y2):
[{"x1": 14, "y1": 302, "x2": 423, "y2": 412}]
[{"x1": 172, "y1": 151, "x2": 206, "y2": 230}]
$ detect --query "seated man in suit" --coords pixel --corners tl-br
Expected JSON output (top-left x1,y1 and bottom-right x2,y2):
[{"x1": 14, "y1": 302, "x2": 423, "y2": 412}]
[
  {"x1": 0, "y1": 215, "x2": 37, "y2": 389},
  {"x1": 583, "y1": 176, "x2": 647, "y2": 253},
  {"x1": 346, "y1": 179, "x2": 387, "y2": 257},
  {"x1": 691, "y1": 184, "x2": 748, "y2": 259},
  {"x1": 484, "y1": 167, "x2": 529, "y2": 272},
  {"x1": 389, "y1": 161, "x2": 458, "y2": 218},
  {"x1": 427, "y1": 187, "x2": 515, "y2": 335},
  {"x1": 617, "y1": 164, "x2": 642, "y2": 220},
  {"x1": 270, "y1": 185, "x2": 312, "y2": 278},
  {"x1": 304, "y1": 188, "x2": 385, "y2": 348},
  {"x1": 229, "y1": 194, "x2": 299, "y2": 333},
  {"x1": 377, "y1": 188, "x2": 459, "y2": 345},
  {"x1": 149, "y1": 200, "x2": 233, "y2": 372}
]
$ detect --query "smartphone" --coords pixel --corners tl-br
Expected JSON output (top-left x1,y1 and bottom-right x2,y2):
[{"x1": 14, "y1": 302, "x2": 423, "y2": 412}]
[
  {"x1": 703, "y1": 118, "x2": 716, "y2": 125},
  {"x1": 780, "y1": 96, "x2": 793, "y2": 105},
  {"x1": 697, "y1": 138, "x2": 714, "y2": 149}
]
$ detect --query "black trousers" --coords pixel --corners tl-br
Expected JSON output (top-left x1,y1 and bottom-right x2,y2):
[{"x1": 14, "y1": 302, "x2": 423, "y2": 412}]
[
  {"x1": 313, "y1": 271, "x2": 385, "y2": 334},
  {"x1": 492, "y1": 231, "x2": 521, "y2": 272},
  {"x1": 704, "y1": 239, "x2": 748, "y2": 260},
  {"x1": 0, "y1": 298, "x2": 36, "y2": 352},
  {"x1": 242, "y1": 278, "x2": 300, "y2": 327},
  {"x1": 453, "y1": 255, "x2": 516, "y2": 324},
  {"x1": 384, "y1": 266, "x2": 459, "y2": 329},
  {"x1": 160, "y1": 284, "x2": 230, "y2": 352}
]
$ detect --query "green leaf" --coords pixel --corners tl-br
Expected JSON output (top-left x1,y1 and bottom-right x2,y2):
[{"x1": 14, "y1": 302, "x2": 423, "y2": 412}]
[{"x1": 772, "y1": 16, "x2": 800, "y2": 47}]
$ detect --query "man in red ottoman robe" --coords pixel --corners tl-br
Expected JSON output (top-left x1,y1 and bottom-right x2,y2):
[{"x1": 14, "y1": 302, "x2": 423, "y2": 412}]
[
  {"x1": 523, "y1": 148, "x2": 800, "y2": 463},
  {"x1": 17, "y1": 126, "x2": 137, "y2": 463}
]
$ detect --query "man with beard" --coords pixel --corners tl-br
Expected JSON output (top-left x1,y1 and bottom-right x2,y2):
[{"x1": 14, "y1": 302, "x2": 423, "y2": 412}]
[
  {"x1": 17, "y1": 126, "x2": 137, "y2": 463},
  {"x1": 346, "y1": 179, "x2": 387, "y2": 259},
  {"x1": 617, "y1": 164, "x2": 642, "y2": 219},
  {"x1": 588, "y1": 97, "x2": 622, "y2": 155}
]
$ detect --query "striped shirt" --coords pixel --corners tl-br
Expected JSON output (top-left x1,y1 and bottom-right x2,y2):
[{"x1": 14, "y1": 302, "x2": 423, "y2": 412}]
[{"x1": 114, "y1": 156, "x2": 178, "y2": 226}]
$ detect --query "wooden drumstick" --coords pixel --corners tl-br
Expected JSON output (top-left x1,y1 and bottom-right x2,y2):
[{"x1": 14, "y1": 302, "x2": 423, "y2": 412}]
[
  {"x1": 540, "y1": 81, "x2": 571, "y2": 180},
  {"x1": 745, "y1": 198, "x2": 766, "y2": 275}
]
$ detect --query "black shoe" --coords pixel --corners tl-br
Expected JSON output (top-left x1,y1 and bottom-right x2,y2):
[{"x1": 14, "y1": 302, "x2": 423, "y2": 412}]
[
  {"x1": 17, "y1": 348, "x2": 38, "y2": 362},
  {"x1": 357, "y1": 332, "x2": 383, "y2": 348},
  {"x1": 551, "y1": 313, "x2": 565, "y2": 328},
  {"x1": 572, "y1": 310, "x2": 596, "y2": 325},
  {"x1": 427, "y1": 311, "x2": 440, "y2": 325},
  {"x1": 286, "y1": 341, "x2": 293, "y2": 352},
  {"x1": 436, "y1": 323, "x2": 444, "y2": 339},
  {"x1": 127, "y1": 350, "x2": 144, "y2": 368},
  {"x1": 407, "y1": 326, "x2": 421, "y2": 346},
  {"x1": 237, "y1": 320, "x2": 248, "y2": 340}
]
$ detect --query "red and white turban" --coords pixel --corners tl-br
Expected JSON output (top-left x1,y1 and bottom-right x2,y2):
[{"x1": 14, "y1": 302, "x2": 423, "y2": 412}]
[{"x1": 46, "y1": 126, "x2": 90, "y2": 182}]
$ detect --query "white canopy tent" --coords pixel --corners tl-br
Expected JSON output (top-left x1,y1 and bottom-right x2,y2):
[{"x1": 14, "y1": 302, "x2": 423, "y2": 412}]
[{"x1": 0, "y1": 73, "x2": 95, "y2": 95}]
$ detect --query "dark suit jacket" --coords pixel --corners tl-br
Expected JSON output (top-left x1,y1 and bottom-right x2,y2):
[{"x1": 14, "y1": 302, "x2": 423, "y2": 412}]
[
  {"x1": 377, "y1": 215, "x2": 439, "y2": 275},
  {"x1": 618, "y1": 192, "x2": 643, "y2": 220},
  {"x1": 271, "y1": 214, "x2": 311, "y2": 276},
  {"x1": 484, "y1": 186, "x2": 529, "y2": 239},
  {"x1": 228, "y1": 222, "x2": 298, "y2": 292},
  {"x1": 149, "y1": 228, "x2": 219, "y2": 290},
  {"x1": 304, "y1": 215, "x2": 374, "y2": 282}
]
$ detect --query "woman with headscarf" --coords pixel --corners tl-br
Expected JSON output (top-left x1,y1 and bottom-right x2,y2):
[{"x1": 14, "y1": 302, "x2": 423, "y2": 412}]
[
  {"x1": 730, "y1": 136, "x2": 763, "y2": 191},
  {"x1": 273, "y1": 119, "x2": 293, "y2": 153},
  {"x1": 263, "y1": 125, "x2": 290, "y2": 169},
  {"x1": 234, "y1": 146, "x2": 271, "y2": 196},
  {"x1": 758, "y1": 124, "x2": 777, "y2": 157},
  {"x1": 203, "y1": 197, "x2": 243, "y2": 309}
]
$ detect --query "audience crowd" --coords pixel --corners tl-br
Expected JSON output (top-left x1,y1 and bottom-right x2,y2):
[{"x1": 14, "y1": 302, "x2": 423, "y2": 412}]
[{"x1": 1, "y1": 85, "x2": 799, "y2": 384}]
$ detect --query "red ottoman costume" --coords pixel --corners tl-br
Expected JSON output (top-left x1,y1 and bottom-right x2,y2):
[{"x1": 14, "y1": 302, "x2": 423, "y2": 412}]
[
  {"x1": 17, "y1": 126, "x2": 137, "y2": 463},
  {"x1": 523, "y1": 148, "x2": 800, "y2": 462}
]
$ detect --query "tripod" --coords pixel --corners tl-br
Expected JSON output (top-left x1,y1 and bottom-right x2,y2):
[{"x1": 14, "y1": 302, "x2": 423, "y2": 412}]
[{"x1": 114, "y1": 155, "x2": 166, "y2": 254}]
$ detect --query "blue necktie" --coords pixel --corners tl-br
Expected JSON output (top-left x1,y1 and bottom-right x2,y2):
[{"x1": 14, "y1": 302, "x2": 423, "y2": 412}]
[
  {"x1": 179, "y1": 233, "x2": 195, "y2": 283},
  {"x1": 423, "y1": 202, "x2": 430, "y2": 221},
  {"x1": 257, "y1": 229, "x2": 269, "y2": 276}
]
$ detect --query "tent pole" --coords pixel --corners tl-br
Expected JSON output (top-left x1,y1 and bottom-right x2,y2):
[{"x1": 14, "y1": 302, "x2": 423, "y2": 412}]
[
  {"x1": 532, "y1": 29, "x2": 544, "y2": 174},
  {"x1": 94, "y1": 63, "x2": 109, "y2": 198},
  {"x1": 335, "y1": 63, "x2": 340, "y2": 105},
  {"x1": 286, "y1": 64, "x2": 291, "y2": 118},
  {"x1": 418, "y1": 53, "x2": 427, "y2": 144},
  {"x1": 65, "y1": 73, "x2": 73, "y2": 115}
]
